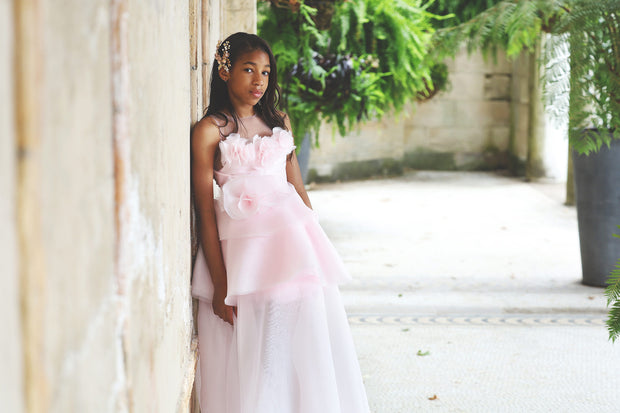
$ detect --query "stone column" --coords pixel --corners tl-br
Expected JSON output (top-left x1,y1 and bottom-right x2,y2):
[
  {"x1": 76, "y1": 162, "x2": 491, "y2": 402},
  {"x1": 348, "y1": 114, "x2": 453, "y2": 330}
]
[
  {"x1": 525, "y1": 37, "x2": 546, "y2": 180},
  {"x1": 508, "y1": 52, "x2": 530, "y2": 176}
]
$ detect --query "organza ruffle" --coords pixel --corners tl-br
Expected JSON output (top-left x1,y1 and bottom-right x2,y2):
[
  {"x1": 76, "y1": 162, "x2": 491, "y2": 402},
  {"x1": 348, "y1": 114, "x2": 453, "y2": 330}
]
[{"x1": 191, "y1": 193, "x2": 351, "y2": 306}]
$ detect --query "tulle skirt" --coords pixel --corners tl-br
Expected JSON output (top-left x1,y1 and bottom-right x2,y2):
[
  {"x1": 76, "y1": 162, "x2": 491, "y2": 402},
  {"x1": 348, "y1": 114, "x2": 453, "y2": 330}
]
[{"x1": 195, "y1": 278, "x2": 370, "y2": 413}]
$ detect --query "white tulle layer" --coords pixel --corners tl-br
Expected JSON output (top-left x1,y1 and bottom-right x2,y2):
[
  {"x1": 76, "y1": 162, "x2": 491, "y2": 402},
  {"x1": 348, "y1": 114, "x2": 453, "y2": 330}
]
[{"x1": 196, "y1": 279, "x2": 370, "y2": 413}]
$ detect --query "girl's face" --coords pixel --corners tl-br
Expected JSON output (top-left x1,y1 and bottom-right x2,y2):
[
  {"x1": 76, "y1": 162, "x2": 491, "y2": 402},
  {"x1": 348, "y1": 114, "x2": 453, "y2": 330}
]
[{"x1": 221, "y1": 49, "x2": 271, "y2": 113}]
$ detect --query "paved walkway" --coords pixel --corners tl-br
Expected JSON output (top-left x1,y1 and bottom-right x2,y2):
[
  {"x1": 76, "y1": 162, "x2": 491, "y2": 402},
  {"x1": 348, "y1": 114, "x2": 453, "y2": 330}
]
[{"x1": 309, "y1": 171, "x2": 620, "y2": 413}]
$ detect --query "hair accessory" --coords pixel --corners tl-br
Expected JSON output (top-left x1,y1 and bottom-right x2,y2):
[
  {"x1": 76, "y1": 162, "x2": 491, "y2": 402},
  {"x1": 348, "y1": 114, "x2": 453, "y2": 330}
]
[{"x1": 215, "y1": 40, "x2": 231, "y2": 72}]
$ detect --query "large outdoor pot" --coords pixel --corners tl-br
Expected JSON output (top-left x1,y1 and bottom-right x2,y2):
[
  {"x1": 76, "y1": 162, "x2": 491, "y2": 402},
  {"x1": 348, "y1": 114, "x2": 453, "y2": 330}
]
[
  {"x1": 572, "y1": 131, "x2": 620, "y2": 287},
  {"x1": 297, "y1": 132, "x2": 311, "y2": 184}
]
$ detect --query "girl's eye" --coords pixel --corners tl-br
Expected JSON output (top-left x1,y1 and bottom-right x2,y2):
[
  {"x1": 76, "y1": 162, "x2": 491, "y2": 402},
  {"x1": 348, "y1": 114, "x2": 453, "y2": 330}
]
[
  {"x1": 244, "y1": 68, "x2": 253, "y2": 73},
  {"x1": 262, "y1": 71, "x2": 270, "y2": 76}
]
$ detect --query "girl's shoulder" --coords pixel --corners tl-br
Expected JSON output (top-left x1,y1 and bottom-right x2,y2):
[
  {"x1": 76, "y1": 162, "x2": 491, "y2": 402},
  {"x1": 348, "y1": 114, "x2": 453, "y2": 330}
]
[
  {"x1": 277, "y1": 111, "x2": 292, "y2": 130},
  {"x1": 191, "y1": 116, "x2": 223, "y2": 149},
  {"x1": 205, "y1": 112, "x2": 231, "y2": 128}
]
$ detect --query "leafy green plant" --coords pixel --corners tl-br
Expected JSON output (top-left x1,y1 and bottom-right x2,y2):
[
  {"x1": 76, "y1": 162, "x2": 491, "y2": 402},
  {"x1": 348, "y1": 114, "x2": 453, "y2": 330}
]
[
  {"x1": 432, "y1": 0, "x2": 557, "y2": 61},
  {"x1": 544, "y1": 1, "x2": 620, "y2": 155},
  {"x1": 258, "y1": 0, "x2": 447, "y2": 144},
  {"x1": 606, "y1": 228, "x2": 620, "y2": 342},
  {"x1": 426, "y1": 0, "x2": 504, "y2": 28},
  {"x1": 432, "y1": 0, "x2": 620, "y2": 154}
]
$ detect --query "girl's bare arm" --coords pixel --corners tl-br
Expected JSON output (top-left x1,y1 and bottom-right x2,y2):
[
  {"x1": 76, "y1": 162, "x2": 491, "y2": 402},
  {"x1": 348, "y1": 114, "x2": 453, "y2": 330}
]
[
  {"x1": 283, "y1": 114, "x2": 313, "y2": 210},
  {"x1": 191, "y1": 118, "x2": 235, "y2": 325}
]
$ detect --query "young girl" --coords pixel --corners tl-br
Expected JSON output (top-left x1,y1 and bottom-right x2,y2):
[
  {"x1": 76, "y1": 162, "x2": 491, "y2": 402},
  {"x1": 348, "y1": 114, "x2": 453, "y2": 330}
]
[{"x1": 191, "y1": 32, "x2": 370, "y2": 413}]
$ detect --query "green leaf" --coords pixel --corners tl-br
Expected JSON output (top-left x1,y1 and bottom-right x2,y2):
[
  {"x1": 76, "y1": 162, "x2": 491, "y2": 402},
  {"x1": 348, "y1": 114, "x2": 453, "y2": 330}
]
[{"x1": 259, "y1": 0, "x2": 442, "y2": 141}]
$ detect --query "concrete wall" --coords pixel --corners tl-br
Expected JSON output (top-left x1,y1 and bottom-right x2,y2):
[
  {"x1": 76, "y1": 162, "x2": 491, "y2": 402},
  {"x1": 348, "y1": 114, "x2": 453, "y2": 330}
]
[
  {"x1": 122, "y1": 2, "x2": 194, "y2": 412},
  {"x1": 308, "y1": 48, "x2": 532, "y2": 181},
  {"x1": 223, "y1": 0, "x2": 257, "y2": 35},
  {"x1": 5, "y1": 0, "x2": 196, "y2": 411},
  {"x1": 0, "y1": 0, "x2": 24, "y2": 412},
  {"x1": 41, "y1": 2, "x2": 119, "y2": 411}
]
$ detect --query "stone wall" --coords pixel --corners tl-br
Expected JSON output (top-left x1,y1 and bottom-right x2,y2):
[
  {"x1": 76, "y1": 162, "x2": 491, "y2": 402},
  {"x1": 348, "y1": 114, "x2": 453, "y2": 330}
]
[
  {"x1": 308, "y1": 48, "x2": 531, "y2": 181},
  {"x1": 4, "y1": 1, "x2": 197, "y2": 411},
  {"x1": 0, "y1": 1, "x2": 24, "y2": 412},
  {"x1": 41, "y1": 2, "x2": 119, "y2": 410}
]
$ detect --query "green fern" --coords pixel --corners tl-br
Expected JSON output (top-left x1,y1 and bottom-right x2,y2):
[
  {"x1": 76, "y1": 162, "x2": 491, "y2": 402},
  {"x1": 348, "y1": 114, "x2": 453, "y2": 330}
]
[
  {"x1": 605, "y1": 227, "x2": 620, "y2": 342},
  {"x1": 432, "y1": 0, "x2": 559, "y2": 62},
  {"x1": 259, "y1": 0, "x2": 445, "y2": 143},
  {"x1": 559, "y1": 1, "x2": 620, "y2": 154},
  {"x1": 433, "y1": 0, "x2": 620, "y2": 154},
  {"x1": 426, "y1": 0, "x2": 503, "y2": 28}
]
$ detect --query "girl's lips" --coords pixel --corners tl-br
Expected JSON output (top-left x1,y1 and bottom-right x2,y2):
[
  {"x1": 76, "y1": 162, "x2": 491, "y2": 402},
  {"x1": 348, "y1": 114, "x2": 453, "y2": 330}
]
[{"x1": 251, "y1": 90, "x2": 263, "y2": 98}]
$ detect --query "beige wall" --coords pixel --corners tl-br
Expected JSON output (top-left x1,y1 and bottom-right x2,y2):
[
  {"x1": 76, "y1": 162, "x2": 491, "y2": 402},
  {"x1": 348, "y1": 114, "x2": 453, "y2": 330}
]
[
  {"x1": 223, "y1": 0, "x2": 257, "y2": 35},
  {"x1": 5, "y1": 0, "x2": 197, "y2": 411},
  {"x1": 40, "y1": 1, "x2": 119, "y2": 410},
  {"x1": 1, "y1": 0, "x2": 24, "y2": 412},
  {"x1": 309, "y1": 48, "x2": 531, "y2": 180},
  {"x1": 122, "y1": 2, "x2": 193, "y2": 412}
]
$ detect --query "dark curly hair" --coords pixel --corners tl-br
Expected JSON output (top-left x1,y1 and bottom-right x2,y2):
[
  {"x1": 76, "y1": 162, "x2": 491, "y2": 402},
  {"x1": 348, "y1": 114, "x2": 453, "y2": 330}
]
[{"x1": 202, "y1": 32, "x2": 286, "y2": 132}]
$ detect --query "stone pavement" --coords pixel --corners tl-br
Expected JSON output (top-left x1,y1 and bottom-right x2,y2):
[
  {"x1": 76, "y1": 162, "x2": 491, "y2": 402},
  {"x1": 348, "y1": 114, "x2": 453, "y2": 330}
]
[{"x1": 308, "y1": 171, "x2": 620, "y2": 413}]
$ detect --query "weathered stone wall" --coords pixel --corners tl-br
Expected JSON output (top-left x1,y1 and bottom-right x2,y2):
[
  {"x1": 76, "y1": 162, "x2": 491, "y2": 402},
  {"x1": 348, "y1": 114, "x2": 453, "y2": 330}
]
[
  {"x1": 309, "y1": 48, "x2": 531, "y2": 181},
  {"x1": 40, "y1": 2, "x2": 119, "y2": 411},
  {"x1": 0, "y1": 1, "x2": 24, "y2": 412},
  {"x1": 122, "y1": 2, "x2": 194, "y2": 412},
  {"x1": 223, "y1": 0, "x2": 257, "y2": 35},
  {"x1": 5, "y1": 0, "x2": 195, "y2": 411}
]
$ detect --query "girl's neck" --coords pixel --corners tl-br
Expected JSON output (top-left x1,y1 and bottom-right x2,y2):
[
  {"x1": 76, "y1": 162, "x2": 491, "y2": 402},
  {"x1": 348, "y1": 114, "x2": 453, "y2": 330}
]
[
  {"x1": 230, "y1": 107, "x2": 255, "y2": 119},
  {"x1": 228, "y1": 95, "x2": 256, "y2": 119},
  {"x1": 221, "y1": 108, "x2": 255, "y2": 120}
]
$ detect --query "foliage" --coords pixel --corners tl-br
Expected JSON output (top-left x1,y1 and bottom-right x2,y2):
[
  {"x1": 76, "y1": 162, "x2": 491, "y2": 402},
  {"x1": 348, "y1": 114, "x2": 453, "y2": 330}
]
[
  {"x1": 546, "y1": 1, "x2": 620, "y2": 155},
  {"x1": 432, "y1": 0, "x2": 559, "y2": 61},
  {"x1": 605, "y1": 227, "x2": 620, "y2": 342},
  {"x1": 258, "y1": 0, "x2": 446, "y2": 144},
  {"x1": 258, "y1": 2, "x2": 327, "y2": 141},
  {"x1": 432, "y1": 0, "x2": 620, "y2": 155},
  {"x1": 426, "y1": 0, "x2": 504, "y2": 28}
]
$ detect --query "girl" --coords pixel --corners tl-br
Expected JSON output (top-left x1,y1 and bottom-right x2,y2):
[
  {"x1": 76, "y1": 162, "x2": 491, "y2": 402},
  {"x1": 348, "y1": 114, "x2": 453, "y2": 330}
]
[{"x1": 191, "y1": 32, "x2": 370, "y2": 413}]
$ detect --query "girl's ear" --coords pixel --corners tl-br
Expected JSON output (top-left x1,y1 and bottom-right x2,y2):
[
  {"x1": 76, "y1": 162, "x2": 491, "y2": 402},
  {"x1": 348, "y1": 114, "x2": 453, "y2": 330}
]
[{"x1": 218, "y1": 66, "x2": 230, "y2": 82}]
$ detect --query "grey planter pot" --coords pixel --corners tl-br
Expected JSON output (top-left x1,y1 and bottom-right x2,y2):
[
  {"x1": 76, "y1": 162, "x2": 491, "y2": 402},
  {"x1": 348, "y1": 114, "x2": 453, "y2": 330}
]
[
  {"x1": 572, "y1": 132, "x2": 620, "y2": 287},
  {"x1": 297, "y1": 132, "x2": 311, "y2": 184}
]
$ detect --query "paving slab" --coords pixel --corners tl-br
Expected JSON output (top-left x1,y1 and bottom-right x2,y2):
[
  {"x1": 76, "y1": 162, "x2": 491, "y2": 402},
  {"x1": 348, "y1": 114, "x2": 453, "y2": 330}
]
[{"x1": 309, "y1": 171, "x2": 620, "y2": 413}]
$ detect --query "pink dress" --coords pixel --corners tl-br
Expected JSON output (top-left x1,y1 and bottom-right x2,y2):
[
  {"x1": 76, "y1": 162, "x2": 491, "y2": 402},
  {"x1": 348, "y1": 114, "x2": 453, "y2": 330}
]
[{"x1": 192, "y1": 115, "x2": 370, "y2": 413}]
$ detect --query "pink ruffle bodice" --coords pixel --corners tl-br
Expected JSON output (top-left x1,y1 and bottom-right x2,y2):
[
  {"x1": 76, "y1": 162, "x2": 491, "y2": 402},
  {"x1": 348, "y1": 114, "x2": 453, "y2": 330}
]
[{"x1": 192, "y1": 126, "x2": 350, "y2": 306}]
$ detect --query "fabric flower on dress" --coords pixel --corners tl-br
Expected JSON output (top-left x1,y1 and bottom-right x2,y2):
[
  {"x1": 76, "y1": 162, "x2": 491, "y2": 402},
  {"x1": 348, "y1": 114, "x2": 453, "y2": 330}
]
[
  {"x1": 220, "y1": 174, "x2": 290, "y2": 220},
  {"x1": 221, "y1": 177, "x2": 263, "y2": 220}
]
